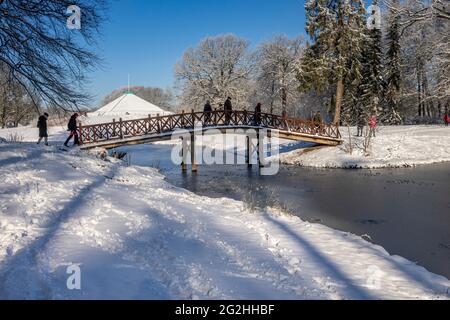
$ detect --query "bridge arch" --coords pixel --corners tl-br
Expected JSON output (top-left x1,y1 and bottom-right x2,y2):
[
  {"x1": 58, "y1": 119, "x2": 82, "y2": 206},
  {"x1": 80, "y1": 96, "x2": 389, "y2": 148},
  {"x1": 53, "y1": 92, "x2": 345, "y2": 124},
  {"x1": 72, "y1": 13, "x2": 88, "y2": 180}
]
[{"x1": 79, "y1": 110, "x2": 343, "y2": 150}]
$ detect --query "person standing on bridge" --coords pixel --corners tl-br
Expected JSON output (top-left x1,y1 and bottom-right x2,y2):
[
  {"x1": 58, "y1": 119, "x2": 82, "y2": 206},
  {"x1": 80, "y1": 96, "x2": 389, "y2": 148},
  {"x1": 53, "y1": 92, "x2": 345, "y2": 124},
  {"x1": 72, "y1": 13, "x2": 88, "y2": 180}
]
[
  {"x1": 37, "y1": 112, "x2": 49, "y2": 146},
  {"x1": 281, "y1": 109, "x2": 290, "y2": 131},
  {"x1": 204, "y1": 100, "x2": 212, "y2": 126},
  {"x1": 312, "y1": 111, "x2": 323, "y2": 135},
  {"x1": 312, "y1": 111, "x2": 323, "y2": 124},
  {"x1": 64, "y1": 113, "x2": 80, "y2": 147},
  {"x1": 253, "y1": 103, "x2": 262, "y2": 126},
  {"x1": 224, "y1": 97, "x2": 233, "y2": 125}
]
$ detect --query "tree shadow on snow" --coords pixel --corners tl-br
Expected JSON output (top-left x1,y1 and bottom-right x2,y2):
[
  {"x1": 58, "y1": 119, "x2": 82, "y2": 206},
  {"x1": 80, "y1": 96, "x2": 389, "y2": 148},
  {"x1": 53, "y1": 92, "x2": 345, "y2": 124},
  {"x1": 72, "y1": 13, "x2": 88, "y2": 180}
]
[
  {"x1": 260, "y1": 211, "x2": 376, "y2": 300},
  {"x1": 0, "y1": 164, "x2": 167, "y2": 299}
]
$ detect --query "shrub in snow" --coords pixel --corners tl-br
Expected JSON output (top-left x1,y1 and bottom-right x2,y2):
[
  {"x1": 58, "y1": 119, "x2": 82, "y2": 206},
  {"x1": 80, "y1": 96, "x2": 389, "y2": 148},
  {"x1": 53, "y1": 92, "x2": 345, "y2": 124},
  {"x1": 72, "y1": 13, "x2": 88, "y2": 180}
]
[
  {"x1": 87, "y1": 148, "x2": 108, "y2": 161},
  {"x1": 11, "y1": 133, "x2": 24, "y2": 143}
]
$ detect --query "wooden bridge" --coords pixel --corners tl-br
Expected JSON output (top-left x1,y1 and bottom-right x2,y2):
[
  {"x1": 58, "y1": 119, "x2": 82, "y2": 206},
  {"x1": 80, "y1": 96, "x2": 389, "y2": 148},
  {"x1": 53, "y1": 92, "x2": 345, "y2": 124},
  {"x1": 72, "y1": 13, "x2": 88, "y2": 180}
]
[{"x1": 78, "y1": 110, "x2": 343, "y2": 150}]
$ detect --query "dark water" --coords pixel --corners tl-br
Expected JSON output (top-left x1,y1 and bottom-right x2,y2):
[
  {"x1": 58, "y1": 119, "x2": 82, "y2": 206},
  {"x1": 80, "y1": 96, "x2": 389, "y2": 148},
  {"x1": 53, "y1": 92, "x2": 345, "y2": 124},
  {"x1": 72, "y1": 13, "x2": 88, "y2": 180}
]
[{"x1": 118, "y1": 144, "x2": 450, "y2": 279}]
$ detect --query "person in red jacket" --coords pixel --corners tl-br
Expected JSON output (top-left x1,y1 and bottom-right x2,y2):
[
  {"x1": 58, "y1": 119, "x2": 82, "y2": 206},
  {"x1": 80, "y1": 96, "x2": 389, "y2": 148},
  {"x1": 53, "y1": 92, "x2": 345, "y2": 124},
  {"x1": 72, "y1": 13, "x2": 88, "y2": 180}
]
[
  {"x1": 444, "y1": 113, "x2": 450, "y2": 127},
  {"x1": 368, "y1": 115, "x2": 377, "y2": 138}
]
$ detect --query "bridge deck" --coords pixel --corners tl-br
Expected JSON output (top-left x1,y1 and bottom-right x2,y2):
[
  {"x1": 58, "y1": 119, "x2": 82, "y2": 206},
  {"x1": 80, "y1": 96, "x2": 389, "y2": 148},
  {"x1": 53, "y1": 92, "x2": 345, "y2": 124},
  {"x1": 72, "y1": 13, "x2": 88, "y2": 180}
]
[{"x1": 78, "y1": 110, "x2": 343, "y2": 150}]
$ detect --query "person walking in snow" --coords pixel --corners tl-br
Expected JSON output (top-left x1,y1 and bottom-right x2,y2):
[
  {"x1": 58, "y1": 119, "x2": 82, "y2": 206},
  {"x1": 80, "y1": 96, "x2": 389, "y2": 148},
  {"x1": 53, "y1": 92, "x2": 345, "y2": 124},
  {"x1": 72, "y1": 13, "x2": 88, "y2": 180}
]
[
  {"x1": 368, "y1": 115, "x2": 377, "y2": 138},
  {"x1": 253, "y1": 103, "x2": 262, "y2": 126},
  {"x1": 444, "y1": 113, "x2": 450, "y2": 127},
  {"x1": 224, "y1": 97, "x2": 233, "y2": 125},
  {"x1": 64, "y1": 113, "x2": 80, "y2": 147},
  {"x1": 37, "y1": 113, "x2": 49, "y2": 146},
  {"x1": 203, "y1": 100, "x2": 212, "y2": 126}
]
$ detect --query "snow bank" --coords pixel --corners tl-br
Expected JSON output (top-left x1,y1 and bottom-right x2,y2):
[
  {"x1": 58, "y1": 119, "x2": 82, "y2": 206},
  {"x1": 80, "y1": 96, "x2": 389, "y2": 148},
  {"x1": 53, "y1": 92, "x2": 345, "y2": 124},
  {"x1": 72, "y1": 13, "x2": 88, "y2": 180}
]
[
  {"x1": 279, "y1": 125, "x2": 450, "y2": 169},
  {"x1": 0, "y1": 142, "x2": 448, "y2": 300}
]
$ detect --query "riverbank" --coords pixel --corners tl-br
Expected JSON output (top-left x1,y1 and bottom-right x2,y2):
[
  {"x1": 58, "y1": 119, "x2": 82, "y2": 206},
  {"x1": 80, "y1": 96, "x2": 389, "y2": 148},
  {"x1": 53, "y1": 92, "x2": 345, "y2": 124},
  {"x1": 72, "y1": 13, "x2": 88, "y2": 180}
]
[
  {"x1": 279, "y1": 125, "x2": 450, "y2": 169},
  {"x1": 2, "y1": 125, "x2": 449, "y2": 170},
  {"x1": 0, "y1": 141, "x2": 449, "y2": 299}
]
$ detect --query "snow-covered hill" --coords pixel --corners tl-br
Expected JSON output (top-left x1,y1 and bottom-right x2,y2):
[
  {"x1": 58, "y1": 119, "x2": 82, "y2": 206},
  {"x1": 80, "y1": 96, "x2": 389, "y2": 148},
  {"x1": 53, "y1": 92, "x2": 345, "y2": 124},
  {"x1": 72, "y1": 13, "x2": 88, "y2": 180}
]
[{"x1": 0, "y1": 142, "x2": 448, "y2": 299}]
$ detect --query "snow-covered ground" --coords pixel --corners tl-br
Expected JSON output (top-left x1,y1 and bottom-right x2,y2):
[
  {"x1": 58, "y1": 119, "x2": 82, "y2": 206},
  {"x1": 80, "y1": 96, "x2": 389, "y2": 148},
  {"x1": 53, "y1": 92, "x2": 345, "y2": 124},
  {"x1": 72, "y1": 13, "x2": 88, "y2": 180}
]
[
  {"x1": 0, "y1": 125, "x2": 67, "y2": 143},
  {"x1": 279, "y1": 125, "x2": 450, "y2": 169},
  {"x1": 280, "y1": 126, "x2": 450, "y2": 168},
  {"x1": 0, "y1": 138, "x2": 449, "y2": 299}
]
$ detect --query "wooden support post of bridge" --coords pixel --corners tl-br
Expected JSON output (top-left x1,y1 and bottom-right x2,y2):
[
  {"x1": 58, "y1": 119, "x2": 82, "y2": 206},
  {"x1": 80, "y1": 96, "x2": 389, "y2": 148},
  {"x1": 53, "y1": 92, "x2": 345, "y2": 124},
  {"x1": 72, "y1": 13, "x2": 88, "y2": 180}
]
[
  {"x1": 245, "y1": 135, "x2": 251, "y2": 167},
  {"x1": 181, "y1": 136, "x2": 188, "y2": 172},
  {"x1": 119, "y1": 118, "x2": 123, "y2": 139},
  {"x1": 257, "y1": 129, "x2": 263, "y2": 168},
  {"x1": 191, "y1": 132, "x2": 198, "y2": 173}
]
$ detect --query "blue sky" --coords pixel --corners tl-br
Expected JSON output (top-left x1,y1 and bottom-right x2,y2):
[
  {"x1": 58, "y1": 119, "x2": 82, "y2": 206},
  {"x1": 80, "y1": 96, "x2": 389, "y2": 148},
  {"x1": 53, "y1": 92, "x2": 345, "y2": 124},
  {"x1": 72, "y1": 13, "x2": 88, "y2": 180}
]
[{"x1": 88, "y1": 0, "x2": 307, "y2": 105}]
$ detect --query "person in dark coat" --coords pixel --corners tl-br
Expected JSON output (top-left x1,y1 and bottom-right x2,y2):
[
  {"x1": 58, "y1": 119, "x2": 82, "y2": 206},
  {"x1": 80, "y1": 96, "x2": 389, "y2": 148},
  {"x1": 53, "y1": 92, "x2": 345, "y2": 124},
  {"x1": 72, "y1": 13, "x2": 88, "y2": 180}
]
[
  {"x1": 204, "y1": 100, "x2": 212, "y2": 125},
  {"x1": 224, "y1": 97, "x2": 233, "y2": 125},
  {"x1": 356, "y1": 115, "x2": 366, "y2": 137},
  {"x1": 281, "y1": 109, "x2": 289, "y2": 130},
  {"x1": 253, "y1": 103, "x2": 262, "y2": 126},
  {"x1": 64, "y1": 113, "x2": 80, "y2": 147},
  {"x1": 312, "y1": 111, "x2": 323, "y2": 135},
  {"x1": 312, "y1": 111, "x2": 323, "y2": 123},
  {"x1": 37, "y1": 113, "x2": 49, "y2": 146}
]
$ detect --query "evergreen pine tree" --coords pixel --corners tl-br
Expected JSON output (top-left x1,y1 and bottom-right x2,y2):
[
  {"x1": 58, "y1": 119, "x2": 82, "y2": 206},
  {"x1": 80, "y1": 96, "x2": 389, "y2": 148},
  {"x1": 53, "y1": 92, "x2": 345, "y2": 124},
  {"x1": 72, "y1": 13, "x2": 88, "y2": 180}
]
[
  {"x1": 299, "y1": 0, "x2": 367, "y2": 125},
  {"x1": 384, "y1": 0, "x2": 403, "y2": 124},
  {"x1": 358, "y1": 0, "x2": 384, "y2": 125}
]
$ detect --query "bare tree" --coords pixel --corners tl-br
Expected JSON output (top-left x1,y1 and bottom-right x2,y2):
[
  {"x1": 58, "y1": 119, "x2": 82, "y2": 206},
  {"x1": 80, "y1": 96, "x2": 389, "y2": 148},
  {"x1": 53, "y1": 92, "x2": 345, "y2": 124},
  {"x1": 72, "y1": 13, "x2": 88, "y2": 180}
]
[
  {"x1": 385, "y1": 0, "x2": 449, "y2": 34},
  {"x1": 389, "y1": 0, "x2": 450, "y2": 120},
  {"x1": 0, "y1": 65, "x2": 39, "y2": 128},
  {"x1": 175, "y1": 34, "x2": 255, "y2": 109},
  {"x1": 256, "y1": 35, "x2": 305, "y2": 114},
  {"x1": 0, "y1": 0, "x2": 107, "y2": 112}
]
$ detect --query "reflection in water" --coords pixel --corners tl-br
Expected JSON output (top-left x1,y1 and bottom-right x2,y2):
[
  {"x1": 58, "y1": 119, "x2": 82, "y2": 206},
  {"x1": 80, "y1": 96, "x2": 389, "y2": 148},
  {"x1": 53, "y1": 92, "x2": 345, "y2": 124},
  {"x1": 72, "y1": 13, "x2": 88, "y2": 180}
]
[{"x1": 118, "y1": 143, "x2": 450, "y2": 279}]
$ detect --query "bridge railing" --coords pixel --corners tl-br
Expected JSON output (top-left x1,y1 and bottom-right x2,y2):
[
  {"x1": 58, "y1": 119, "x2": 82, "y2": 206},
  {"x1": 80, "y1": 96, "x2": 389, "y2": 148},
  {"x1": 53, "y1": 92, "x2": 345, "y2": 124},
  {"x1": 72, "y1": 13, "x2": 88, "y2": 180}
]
[{"x1": 78, "y1": 110, "x2": 341, "y2": 145}]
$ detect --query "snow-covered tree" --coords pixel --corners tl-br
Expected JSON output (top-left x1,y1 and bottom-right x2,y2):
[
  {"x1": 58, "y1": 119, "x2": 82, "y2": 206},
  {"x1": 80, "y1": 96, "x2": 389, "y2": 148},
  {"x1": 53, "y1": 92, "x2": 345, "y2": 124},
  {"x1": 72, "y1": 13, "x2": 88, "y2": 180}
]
[
  {"x1": 175, "y1": 34, "x2": 254, "y2": 110},
  {"x1": 386, "y1": 0, "x2": 449, "y2": 121},
  {"x1": 0, "y1": 64, "x2": 39, "y2": 128},
  {"x1": 433, "y1": 26, "x2": 450, "y2": 107},
  {"x1": 0, "y1": 0, "x2": 107, "y2": 111},
  {"x1": 298, "y1": 0, "x2": 367, "y2": 124},
  {"x1": 383, "y1": 0, "x2": 403, "y2": 124},
  {"x1": 255, "y1": 35, "x2": 305, "y2": 114},
  {"x1": 360, "y1": 0, "x2": 384, "y2": 121}
]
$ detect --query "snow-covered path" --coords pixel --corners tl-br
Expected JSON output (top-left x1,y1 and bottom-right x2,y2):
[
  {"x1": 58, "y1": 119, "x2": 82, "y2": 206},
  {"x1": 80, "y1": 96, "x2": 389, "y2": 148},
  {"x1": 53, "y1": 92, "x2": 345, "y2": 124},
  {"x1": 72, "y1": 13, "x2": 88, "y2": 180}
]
[{"x1": 0, "y1": 143, "x2": 449, "y2": 299}]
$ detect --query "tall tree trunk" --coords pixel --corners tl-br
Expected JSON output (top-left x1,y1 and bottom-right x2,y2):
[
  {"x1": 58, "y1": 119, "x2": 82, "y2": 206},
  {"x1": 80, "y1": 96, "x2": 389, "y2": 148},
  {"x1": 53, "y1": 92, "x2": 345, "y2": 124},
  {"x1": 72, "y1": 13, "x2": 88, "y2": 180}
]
[
  {"x1": 270, "y1": 80, "x2": 275, "y2": 114},
  {"x1": 422, "y1": 71, "x2": 431, "y2": 117},
  {"x1": 334, "y1": 78, "x2": 344, "y2": 124},
  {"x1": 281, "y1": 87, "x2": 287, "y2": 114},
  {"x1": 0, "y1": 95, "x2": 7, "y2": 129},
  {"x1": 417, "y1": 68, "x2": 423, "y2": 117}
]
